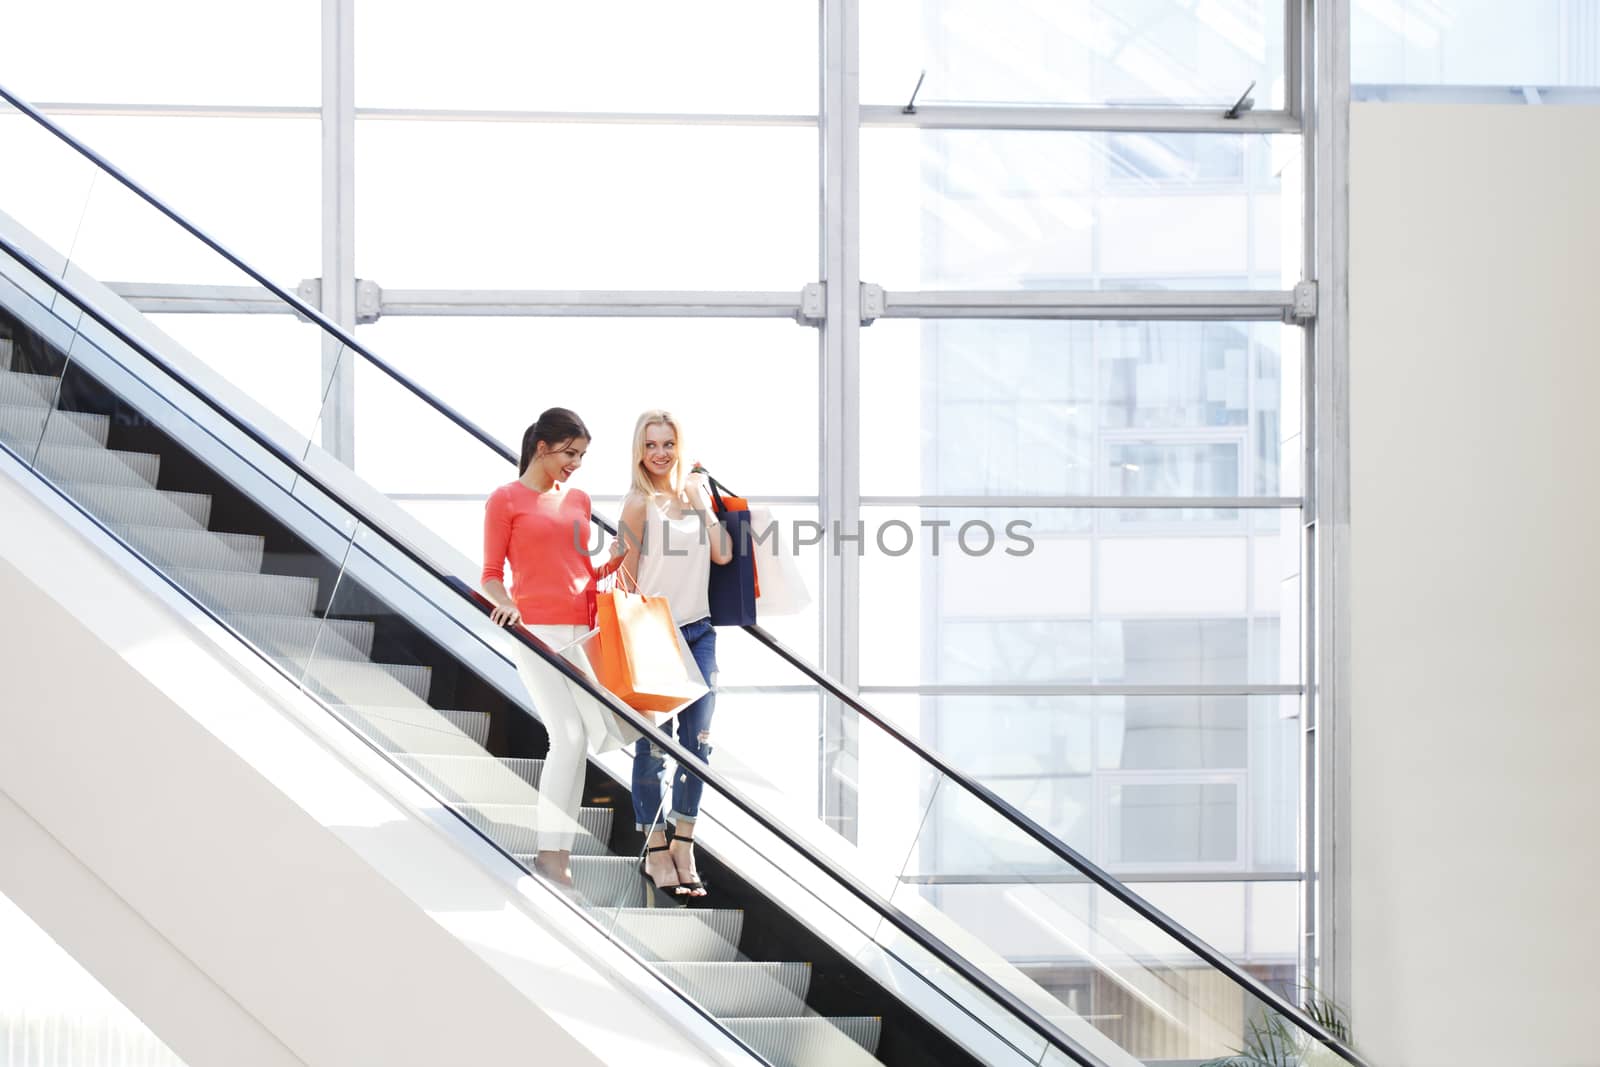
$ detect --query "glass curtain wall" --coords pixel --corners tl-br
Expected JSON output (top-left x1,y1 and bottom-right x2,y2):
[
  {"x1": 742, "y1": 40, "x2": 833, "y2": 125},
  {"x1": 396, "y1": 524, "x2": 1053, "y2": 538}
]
[
  {"x1": 852, "y1": 3, "x2": 1307, "y2": 996},
  {"x1": 1, "y1": 0, "x2": 1321, "y2": 998}
]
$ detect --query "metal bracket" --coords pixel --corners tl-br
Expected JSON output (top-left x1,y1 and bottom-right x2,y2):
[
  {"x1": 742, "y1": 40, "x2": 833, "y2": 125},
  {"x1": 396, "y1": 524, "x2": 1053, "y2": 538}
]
[
  {"x1": 1288, "y1": 280, "x2": 1319, "y2": 324},
  {"x1": 355, "y1": 278, "x2": 383, "y2": 324},
  {"x1": 294, "y1": 277, "x2": 321, "y2": 324},
  {"x1": 860, "y1": 282, "x2": 885, "y2": 326},
  {"x1": 797, "y1": 282, "x2": 826, "y2": 326}
]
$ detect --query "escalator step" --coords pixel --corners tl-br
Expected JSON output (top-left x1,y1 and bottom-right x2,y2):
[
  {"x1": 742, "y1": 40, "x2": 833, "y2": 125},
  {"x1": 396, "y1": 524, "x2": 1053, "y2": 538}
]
[
  {"x1": 226, "y1": 613, "x2": 377, "y2": 662},
  {"x1": 395, "y1": 754, "x2": 543, "y2": 806},
  {"x1": 0, "y1": 405, "x2": 110, "y2": 453},
  {"x1": 499, "y1": 756, "x2": 544, "y2": 789},
  {"x1": 333, "y1": 705, "x2": 490, "y2": 756},
  {"x1": 110, "y1": 523, "x2": 266, "y2": 573},
  {"x1": 0, "y1": 367, "x2": 58, "y2": 407},
  {"x1": 656, "y1": 961, "x2": 812, "y2": 1018},
  {"x1": 34, "y1": 444, "x2": 159, "y2": 489},
  {"x1": 64, "y1": 481, "x2": 211, "y2": 530},
  {"x1": 457, "y1": 802, "x2": 612, "y2": 857},
  {"x1": 170, "y1": 566, "x2": 317, "y2": 616},
  {"x1": 301, "y1": 659, "x2": 432, "y2": 706},
  {"x1": 594, "y1": 907, "x2": 744, "y2": 963},
  {"x1": 512, "y1": 854, "x2": 641, "y2": 908},
  {"x1": 723, "y1": 1016, "x2": 884, "y2": 1066}
]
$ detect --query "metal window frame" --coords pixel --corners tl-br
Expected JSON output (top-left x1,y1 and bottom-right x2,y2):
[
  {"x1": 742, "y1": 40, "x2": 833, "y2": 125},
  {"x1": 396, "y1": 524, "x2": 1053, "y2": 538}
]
[{"x1": 17, "y1": 0, "x2": 1334, "y2": 1000}]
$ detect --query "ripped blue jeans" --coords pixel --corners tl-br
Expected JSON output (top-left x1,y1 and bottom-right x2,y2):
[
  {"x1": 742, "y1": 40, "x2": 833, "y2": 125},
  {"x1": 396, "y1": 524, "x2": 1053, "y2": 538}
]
[{"x1": 631, "y1": 618, "x2": 717, "y2": 831}]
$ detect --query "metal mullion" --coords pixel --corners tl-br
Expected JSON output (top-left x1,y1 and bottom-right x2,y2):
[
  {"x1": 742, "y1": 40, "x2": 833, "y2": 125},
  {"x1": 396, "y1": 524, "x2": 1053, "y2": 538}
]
[
  {"x1": 108, "y1": 285, "x2": 808, "y2": 319},
  {"x1": 21, "y1": 102, "x2": 319, "y2": 120},
  {"x1": 107, "y1": 282, "x2": 289, "y2": 314},
  {"x1": 881, "y1": 289, "x2": 1297, "y2": 321},
  {"x1": 861, "y1": 685, "x2": 1303, "y2": 698},
  {"x1": 378, "y1": 289, "x2": 804, "y2": 318},
  {"x1": 858, "y1": 495, "x2": 1301, "y2": 509},
  {"x1": 355, "y1": 106, "x2": 818, "y2": 127},
  {"x1": 1286, "y1": 0, "x2": 1306, "y2": 123},
  {"x1": 1309, "y1": 0, "x2": 1353, "y2": 1014},
  {"x1": 820, "y1": 0, "x2": 862, "y2": 842},
  {"x1": 904, "y1": 871, "x2": 1305, "y2": 886},
  {"x1": 320, "y1": 0, "x2": 356, "y2": 464},
  {"x1": 859, "y1": 103, "x2": 1299, "y2": 134}
]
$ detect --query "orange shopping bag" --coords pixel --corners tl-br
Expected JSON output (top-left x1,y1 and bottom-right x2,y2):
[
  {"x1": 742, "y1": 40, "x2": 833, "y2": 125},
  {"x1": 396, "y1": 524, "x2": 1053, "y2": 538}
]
[{"x1": 593, "y1": 587, "x2": 708, "y2": 719}]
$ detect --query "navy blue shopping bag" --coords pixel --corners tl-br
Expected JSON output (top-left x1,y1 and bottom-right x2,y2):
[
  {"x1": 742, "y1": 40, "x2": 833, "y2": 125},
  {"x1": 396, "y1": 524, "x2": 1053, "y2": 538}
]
[{"x1": 700, "y1": 468, "x2": 758, "y2": 626}]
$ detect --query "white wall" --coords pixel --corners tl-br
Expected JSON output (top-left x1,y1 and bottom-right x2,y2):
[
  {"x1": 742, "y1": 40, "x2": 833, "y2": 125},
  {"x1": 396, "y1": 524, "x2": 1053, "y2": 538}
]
[{"x1": 1349, "y1": 102, "x2": 1600, "y2": 1067}]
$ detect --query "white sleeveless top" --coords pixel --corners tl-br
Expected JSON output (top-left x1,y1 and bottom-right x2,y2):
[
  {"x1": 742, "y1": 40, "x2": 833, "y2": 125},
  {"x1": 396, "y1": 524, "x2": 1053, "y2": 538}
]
[{"x1": 635, "y1": 493, "x2": 711, "y2": 626}]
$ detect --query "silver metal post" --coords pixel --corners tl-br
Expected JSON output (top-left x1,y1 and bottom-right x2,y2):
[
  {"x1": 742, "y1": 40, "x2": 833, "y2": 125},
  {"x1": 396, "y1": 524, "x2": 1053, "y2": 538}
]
[
  {"x1": 820, "y1": 0, "x2": 862, "y2": 840},
  {"x1": 1308, "y1": 0, "x2": 1354, "y2": 1013},
  {"x1": 319, "y1": 0, "x2": 356, "y2": 463}
]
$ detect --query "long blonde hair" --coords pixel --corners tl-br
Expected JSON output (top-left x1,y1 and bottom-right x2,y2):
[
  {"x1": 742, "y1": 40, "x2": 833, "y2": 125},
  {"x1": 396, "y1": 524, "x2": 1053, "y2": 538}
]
[{"x1": 629, "y1": 409, "x2": 685, "y2": 500}]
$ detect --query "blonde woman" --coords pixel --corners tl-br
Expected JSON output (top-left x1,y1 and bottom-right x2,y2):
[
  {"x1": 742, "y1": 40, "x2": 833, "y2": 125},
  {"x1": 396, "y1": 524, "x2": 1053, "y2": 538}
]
[{"x1": 616, "y1": 410, "x2": 731, "y2": 897}]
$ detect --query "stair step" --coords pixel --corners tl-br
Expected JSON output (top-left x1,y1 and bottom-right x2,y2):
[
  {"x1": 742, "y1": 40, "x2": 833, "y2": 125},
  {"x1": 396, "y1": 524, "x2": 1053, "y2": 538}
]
[
  {"x1": 333, "y1": 706, "x2": 490, "y2": 756},
  {"x1": 509, "y1": 854, "x2": 643, "y2": 908},
  {"x1": 500, "y1": 757, "x2": 544, "y2": 789},
  {"x1": 171, "y1": 567, "x2": 317, "y2": 616},
  {"x1": 33, "y1": 443, "x2": 159, "y2": 489},
  {"x1": 64, "y1": 481, "x2": 211, "y2": 530},
  {"x1": 0, "y1": 403, "x2": 110, "y2": 452},
  {"x1": 0, "y1": 368, "x2": 59, "y2": 407},
  {"x1": 110, "y1": 523, "x2": 266, "y2": 573},
  {"x1": 593, "y1": 907, "x2": 744, "y2": 963},
  {"x1": 301, "y1": 659, "x2": 432, "y2": 706},
  {"x1": 226, "y1": 614, "x2": 377, "y2": 662},
  {"x1": 657, "y1": 962, "x2": 812, "y2": 1018},
  {"x1": 458, "y1": 802, "x2": 612, "y2": 857},
  {"x1": 723, "y1": 1017, "x2": 884, "y2": 1066},
  {"x1": 395, "y1": 754, "x2": 545, "y2": 805}
]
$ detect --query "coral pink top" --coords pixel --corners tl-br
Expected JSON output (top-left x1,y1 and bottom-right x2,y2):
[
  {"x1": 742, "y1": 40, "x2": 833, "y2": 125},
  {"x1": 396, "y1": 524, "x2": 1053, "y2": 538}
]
[{"x1": 482, "y1": 481, "x2": 608, "y2": 627}]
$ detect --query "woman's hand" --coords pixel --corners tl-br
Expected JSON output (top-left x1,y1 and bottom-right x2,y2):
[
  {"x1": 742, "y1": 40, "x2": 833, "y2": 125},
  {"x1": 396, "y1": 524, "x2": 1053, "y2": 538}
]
[
  {"x1": 685, "y1": 470, "x2": 716, "y2": 514},
  {"x1": 489, "y1": 601, "x2": 523, "y2": 627}
]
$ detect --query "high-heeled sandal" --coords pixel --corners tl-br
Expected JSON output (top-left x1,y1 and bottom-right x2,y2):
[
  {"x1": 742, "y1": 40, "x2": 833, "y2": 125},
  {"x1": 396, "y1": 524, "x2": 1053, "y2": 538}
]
[
  {"x1": 639, "y1": 844, "x2": 689, "y2": 898},
  {"x1": 670, "y1": 836, "x2": 708, "y2": 897}
]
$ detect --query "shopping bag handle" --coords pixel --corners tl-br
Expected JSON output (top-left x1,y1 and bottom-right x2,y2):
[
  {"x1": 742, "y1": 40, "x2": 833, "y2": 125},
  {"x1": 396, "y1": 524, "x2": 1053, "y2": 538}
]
[{"x1": 690, "y1": 463, "x2": 740, "y2": 513}]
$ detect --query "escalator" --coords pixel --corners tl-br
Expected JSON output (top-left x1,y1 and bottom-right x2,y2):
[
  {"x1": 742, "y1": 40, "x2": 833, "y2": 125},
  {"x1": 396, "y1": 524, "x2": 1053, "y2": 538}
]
[{"x1": 0, "y1": 83, "x2": 1369, "y2": 1067}]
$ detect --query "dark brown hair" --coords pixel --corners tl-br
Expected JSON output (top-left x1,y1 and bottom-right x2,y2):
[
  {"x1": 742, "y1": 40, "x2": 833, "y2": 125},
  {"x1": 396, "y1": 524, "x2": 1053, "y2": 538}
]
[{"x1": 518, "y1": 407, "x2": 591, "y2": 475}]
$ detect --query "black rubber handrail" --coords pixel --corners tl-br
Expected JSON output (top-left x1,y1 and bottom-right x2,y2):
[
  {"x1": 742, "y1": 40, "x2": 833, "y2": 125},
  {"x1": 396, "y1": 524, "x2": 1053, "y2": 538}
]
[
  {"x1": 0, "y1": 82, "x2": 518, "y2": 469},
  {"x1": 0, "y1": 81, "x2": 1367, "y2": 1066},
  {"x1": 0, "y1": 232, "x2": 1106, "y2": 1067}
]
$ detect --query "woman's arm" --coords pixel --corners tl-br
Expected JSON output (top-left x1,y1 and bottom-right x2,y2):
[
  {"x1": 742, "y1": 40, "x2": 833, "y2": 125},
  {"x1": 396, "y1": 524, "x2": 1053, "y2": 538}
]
[
  {"x1": 616, "y1": 493, "x2": 648, "y2": 592},
  {"x1": 685, "y1": 472, "x2": 734, "y2": 565},
  {"x1": 481, "y1": 488, "x2": 523, "y2": 626}
]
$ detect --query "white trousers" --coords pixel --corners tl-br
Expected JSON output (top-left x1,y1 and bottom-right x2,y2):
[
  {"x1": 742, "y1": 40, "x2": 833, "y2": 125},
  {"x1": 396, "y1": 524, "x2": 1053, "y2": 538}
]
[{"x1": 522, "y1": 624, "x2": 590, "y2": 853}]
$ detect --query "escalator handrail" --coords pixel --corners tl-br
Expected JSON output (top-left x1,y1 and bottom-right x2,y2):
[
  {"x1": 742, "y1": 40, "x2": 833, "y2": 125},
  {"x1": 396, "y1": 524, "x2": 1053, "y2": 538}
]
[
  {"x1": 0, "y1": 82, "x2": 1367, "y2": 1067},
  {"x1": 0, "y1": 233, "x2": 1110, "y2": 1067},
  {"x1": 0, "y1": 81, "x2": 518, "y2": 469}
]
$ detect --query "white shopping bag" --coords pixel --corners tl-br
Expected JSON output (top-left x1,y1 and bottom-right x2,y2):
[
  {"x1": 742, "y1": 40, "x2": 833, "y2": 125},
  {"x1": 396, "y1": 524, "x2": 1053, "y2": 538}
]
[{"x1": 746, "y1": 505, "x2": 812, "y2": 617}]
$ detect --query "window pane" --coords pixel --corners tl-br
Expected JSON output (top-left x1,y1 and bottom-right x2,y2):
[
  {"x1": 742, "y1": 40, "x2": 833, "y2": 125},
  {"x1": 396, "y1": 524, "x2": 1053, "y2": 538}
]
[
  {"x1": 357, "y1": 121, "x2": 817, "y2": 289},
  {"x1": 862, "y1": 320, "x2": 1294, "y2": 498},
  {"x1": 0, "y1": 1, "x2": 319, "y2": 105},
  {"x1": 859, "y1": 507, "x2": 1299, "y2": 686},
  {"x1": 864, "y1": 693, "x2": 1298, "y2": 872},
  {"x1": 862, "y1": 0, "x2": 1287, "y2": 108},
  {"x1": 1108, "y1": 782, "x2": 1239, "y2": 864},
  {"x1": 45, "y1": 115, "x2": 320, "y2": 287},
  {"x1": 356, "y1": 317, "x2": 819, "y2": 496},
  {"x1": 862, "y1": 130, "x2": 1298, "y2": 290},
  {"x1": 356, "y1": 0, "x2": 818, "y2": 113},
  {"x1": 1353, "y1": 0, "x2": 1600, "y2": 88}
]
